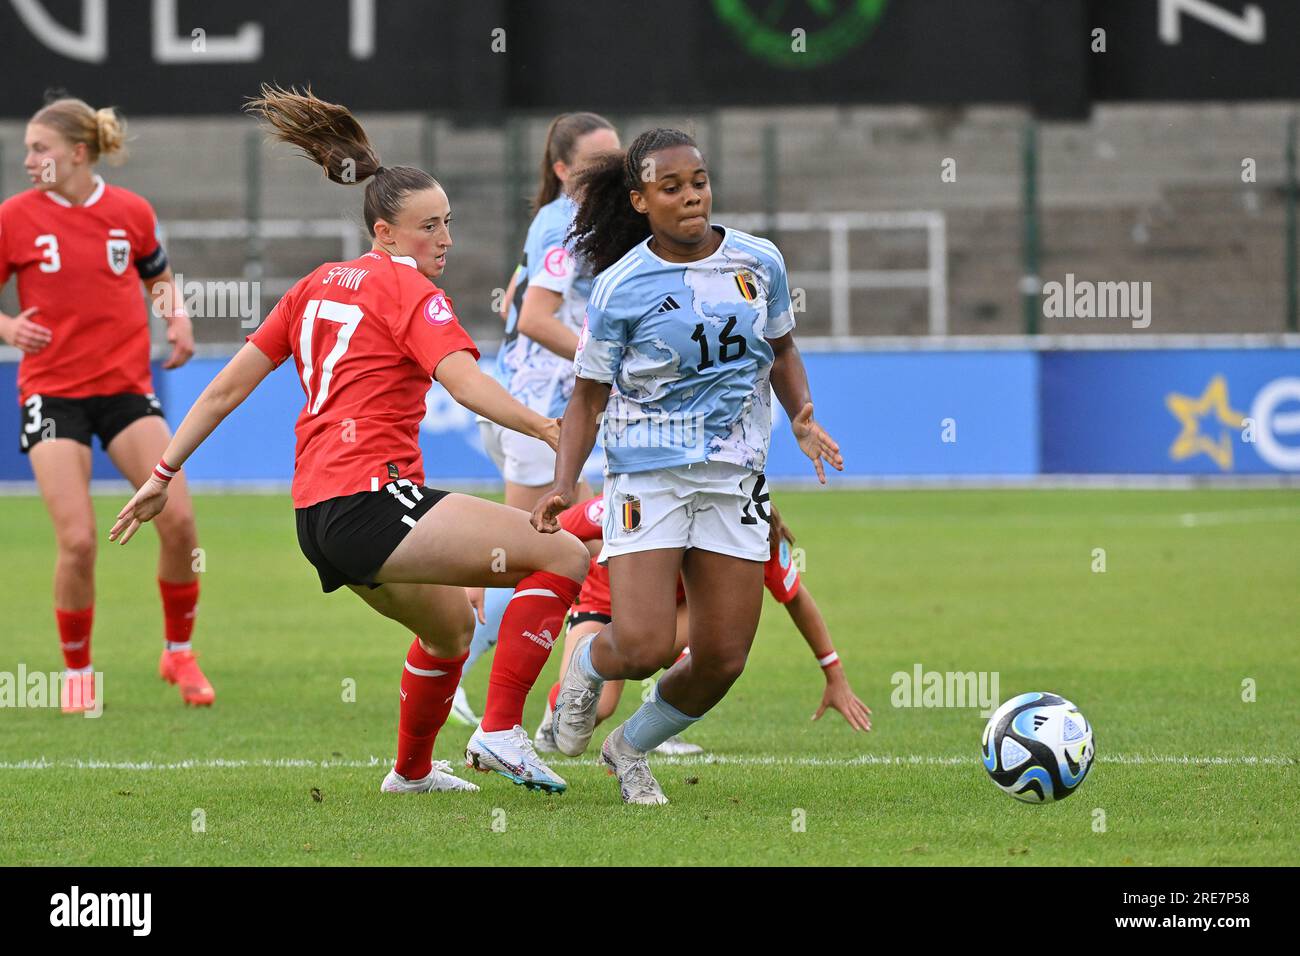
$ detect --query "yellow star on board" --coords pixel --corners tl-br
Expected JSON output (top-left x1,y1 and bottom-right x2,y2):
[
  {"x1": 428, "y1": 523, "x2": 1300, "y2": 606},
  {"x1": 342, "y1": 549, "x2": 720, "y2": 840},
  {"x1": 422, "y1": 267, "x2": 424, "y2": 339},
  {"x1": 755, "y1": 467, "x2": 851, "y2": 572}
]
[{"x1": 1165, "y1": 375, "x2": 1245, "y2": 471}]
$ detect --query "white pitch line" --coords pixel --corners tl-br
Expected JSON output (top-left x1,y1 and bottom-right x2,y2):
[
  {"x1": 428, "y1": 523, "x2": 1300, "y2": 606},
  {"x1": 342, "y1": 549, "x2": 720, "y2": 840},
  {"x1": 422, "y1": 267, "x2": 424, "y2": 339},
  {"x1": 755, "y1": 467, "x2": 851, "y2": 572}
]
[
  {"x1": 0, "y1": 754, "x2": 1293, "y2": 771},
  {"x1": 841, "y1": 506, "x2": 1300, "y2": 530}
]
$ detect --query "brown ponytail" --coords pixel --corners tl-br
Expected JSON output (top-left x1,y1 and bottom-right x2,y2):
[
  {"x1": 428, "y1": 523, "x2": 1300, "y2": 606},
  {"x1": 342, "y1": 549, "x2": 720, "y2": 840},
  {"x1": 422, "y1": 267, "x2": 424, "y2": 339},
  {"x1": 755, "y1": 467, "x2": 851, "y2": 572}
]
[
  {"x1": 532, "y1": 111, "x2": 615, "y2": 214},
  {"x1": 244, "y1": 84, "x2": 438, "y2": 236}
]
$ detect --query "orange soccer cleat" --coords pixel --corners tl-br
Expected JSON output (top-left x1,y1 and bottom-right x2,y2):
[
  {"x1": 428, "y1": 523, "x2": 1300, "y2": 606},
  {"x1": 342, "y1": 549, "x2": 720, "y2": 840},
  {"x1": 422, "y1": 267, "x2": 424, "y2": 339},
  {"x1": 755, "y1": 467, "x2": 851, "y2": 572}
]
[
  {"x1": 61, "y1": 670, "x2": 97, "y2": 714},
  {"x1": 159, "y1": 649, "x2": 215, "y2": 707}
]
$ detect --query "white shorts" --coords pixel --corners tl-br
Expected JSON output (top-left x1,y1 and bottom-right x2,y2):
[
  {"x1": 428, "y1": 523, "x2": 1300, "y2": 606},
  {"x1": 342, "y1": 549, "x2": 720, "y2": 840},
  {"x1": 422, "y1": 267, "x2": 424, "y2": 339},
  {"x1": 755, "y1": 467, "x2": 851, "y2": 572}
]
[
  {"x1": 599, "y1": 461, "x2": 770, "y2": 563},
  {"x1": 477, "y1": 418, "x2": 507, "y2": 475},
  {"x1": 478, "y1": 419, "x2": 604, "y2": 487}
]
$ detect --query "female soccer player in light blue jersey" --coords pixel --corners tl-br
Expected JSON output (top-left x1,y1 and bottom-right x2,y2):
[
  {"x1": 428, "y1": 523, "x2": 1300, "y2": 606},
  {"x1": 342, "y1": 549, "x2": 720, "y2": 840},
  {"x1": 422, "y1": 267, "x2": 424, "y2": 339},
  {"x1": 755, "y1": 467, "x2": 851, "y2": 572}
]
[
  {"x1": 453, "y1": 113, "x2": 620, "y2": 727},
  {"x1": 533, "y1": 128, "x2": 843, "y2": 804}
]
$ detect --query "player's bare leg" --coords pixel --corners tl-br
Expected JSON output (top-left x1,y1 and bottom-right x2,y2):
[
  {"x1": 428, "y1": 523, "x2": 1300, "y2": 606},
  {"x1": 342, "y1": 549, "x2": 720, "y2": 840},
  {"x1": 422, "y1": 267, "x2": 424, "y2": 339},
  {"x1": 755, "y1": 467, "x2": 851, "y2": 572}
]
[
  {"x1": 658, "y1": 549, "x2": 764, "y2": 715},
  {"x1": 648, "y1": 604, "x2": 704, "y2": 755},
  {"x1": 107, "y1": 415, "x2": 212, "y2": 706},
  {"x1": 349, "y1": 581, "x2": 481, "y2": 794},
  {"x1": 30, "y1": 439, "x2": 96, "y2": 610},
  {"x1": 29, "y1": 439, "x2": 98, "y2": 713},
  {"x1": 551, "y1": 548, "x2": 682, "y2": 756},
  {"x1": 600, "y1": 551, "x2": 763, "y2": 804},
  {"x1": 377, "y1": 493, "x2": 588, "y2": 792}
]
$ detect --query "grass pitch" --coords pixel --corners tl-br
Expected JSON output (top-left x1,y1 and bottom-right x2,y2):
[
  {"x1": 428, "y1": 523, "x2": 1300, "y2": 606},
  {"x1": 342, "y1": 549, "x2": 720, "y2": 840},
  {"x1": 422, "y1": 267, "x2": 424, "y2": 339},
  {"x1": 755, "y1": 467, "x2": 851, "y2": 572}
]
[{"x1": 1, "y1": 489, "x2": 1297, "y2": 866}]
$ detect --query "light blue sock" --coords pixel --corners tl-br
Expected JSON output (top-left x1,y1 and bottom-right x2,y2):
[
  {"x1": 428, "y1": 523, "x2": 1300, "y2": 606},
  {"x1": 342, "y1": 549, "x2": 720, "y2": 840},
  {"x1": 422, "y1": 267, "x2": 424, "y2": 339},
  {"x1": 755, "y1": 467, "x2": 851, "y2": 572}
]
[
  {"x1": 460, "y1": 587, "x2": 512, "y2": 679},
  {"x1": 622, "y1": 682, "x2": 701, "y2": 753},
  {"x1": 576, "y1": 637, "x2": 608, "y2": 684}
]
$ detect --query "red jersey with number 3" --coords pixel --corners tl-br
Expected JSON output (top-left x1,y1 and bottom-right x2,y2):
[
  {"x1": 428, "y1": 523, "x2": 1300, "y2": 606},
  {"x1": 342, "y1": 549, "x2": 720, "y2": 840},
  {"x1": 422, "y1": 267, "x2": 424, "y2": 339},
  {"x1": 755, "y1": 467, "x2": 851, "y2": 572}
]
[
  {"x1": 0, "y1": 179, "x2": 165, "y2": 403},
  {"x1": 247, "y1": 251, "x2": 478, "y2": 508}
]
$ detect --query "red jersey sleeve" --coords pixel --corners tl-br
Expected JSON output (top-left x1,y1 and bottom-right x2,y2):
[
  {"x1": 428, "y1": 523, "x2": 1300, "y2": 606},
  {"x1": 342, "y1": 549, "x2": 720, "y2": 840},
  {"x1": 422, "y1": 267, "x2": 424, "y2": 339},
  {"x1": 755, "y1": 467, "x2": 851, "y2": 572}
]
[
  {"x1": 394, "y1": 288, "x2": 479, "y2": 377},
  {"x1": 559, "y1": 496, "x2": 607, "y2": 542},
  {"x1": 246, "y1": 291, "x2": 294, "y2": 367}
]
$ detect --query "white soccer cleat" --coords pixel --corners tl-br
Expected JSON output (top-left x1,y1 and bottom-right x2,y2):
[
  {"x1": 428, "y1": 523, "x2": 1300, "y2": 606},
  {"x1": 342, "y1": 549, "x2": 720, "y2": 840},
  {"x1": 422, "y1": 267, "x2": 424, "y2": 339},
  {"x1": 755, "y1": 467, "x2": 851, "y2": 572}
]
[
  {"x1": 652, "y1": 734, "x2": 704, "y2": 756},
  {"x1": 465, "y1": 724, "x2": 567, "y2": 794},
  {"x1": 601, "y1": 725, "x2": 669, "y2": 806},
  {"x1": 447, "y1": 685, "x2": 479, "y2": 728},
  {"x1": 380, "y1": 761, "x2": 480, "y2": 794},
  {"x1": 533, "y1": 702, "x2": 560, "y2": 754},
  {"x1": 553, "y1": 633, "x2": 603, "y2": 757}
]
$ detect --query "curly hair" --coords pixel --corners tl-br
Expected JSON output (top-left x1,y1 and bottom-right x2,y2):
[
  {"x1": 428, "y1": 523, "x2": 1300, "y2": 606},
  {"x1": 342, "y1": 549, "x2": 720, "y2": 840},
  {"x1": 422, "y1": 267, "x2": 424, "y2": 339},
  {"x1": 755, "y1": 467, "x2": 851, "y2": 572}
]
[{"x1": 567, "y1": 127, "x2": 699, "y2": 274}]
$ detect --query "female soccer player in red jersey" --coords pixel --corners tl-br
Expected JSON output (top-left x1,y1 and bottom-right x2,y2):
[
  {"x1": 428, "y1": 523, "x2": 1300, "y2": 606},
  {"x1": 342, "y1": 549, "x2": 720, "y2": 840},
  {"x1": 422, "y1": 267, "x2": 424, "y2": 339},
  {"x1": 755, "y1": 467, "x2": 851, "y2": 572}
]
[
  {"x1": 111, "y1": 86, "x2": 589, "y2": 796},
  {"x1": 0, "y1": 97, "x2": 210, "y2": 713}
]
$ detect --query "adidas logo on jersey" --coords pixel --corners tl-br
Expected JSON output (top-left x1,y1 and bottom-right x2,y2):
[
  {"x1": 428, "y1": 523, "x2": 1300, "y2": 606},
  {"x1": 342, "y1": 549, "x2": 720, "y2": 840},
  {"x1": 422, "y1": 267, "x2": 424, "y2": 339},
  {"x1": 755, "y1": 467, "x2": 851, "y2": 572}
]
[{"x1": 656, "y1": 295, "x2": 680, "y2": 313}]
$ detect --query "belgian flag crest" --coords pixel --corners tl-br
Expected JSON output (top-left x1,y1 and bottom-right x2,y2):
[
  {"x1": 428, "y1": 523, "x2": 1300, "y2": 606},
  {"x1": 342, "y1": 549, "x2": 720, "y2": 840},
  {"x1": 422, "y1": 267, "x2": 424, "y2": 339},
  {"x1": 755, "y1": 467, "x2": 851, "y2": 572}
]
[
  {"x1": 734, "y1": 270, "x2": 758, "y2": 302},
  {"x1": 620, "y1": 494, "x2": 642, "y2": 532}
]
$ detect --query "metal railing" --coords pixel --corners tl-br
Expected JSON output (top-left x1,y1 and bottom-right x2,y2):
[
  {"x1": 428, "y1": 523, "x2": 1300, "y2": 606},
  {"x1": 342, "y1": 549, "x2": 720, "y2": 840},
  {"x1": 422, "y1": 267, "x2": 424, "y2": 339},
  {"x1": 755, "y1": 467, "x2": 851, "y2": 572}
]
[
  {"x1": 727, "y1": 211, "x2": 948, "y2": 337},
  {"x1": 159, "y1": 210, "x2": 949, "y2": 338}
]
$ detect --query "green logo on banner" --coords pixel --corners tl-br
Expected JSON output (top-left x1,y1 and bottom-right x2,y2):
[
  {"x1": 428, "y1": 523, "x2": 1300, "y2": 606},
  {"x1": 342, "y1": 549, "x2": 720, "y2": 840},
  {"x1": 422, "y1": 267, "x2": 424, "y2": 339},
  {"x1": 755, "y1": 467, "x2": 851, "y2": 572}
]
[{"x1": 713, "y1": 0, "x2": 889, "y2": 69}]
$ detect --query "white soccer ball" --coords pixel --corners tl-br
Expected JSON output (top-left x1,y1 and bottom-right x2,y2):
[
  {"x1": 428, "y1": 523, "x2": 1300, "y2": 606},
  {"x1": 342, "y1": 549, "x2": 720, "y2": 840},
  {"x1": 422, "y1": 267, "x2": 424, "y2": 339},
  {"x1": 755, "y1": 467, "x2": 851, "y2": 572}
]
[{"x1": 981, "y1": 692, "x2": 1095, "y2": 803}]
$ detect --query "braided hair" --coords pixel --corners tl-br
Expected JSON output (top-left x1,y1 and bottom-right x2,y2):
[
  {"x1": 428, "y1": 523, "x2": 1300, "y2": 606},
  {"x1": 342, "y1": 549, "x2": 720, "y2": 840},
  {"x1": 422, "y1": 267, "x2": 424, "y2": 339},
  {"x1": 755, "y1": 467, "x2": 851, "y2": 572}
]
[{"x1": 568, "y1": 128, "x2": 699, "y2": 274}]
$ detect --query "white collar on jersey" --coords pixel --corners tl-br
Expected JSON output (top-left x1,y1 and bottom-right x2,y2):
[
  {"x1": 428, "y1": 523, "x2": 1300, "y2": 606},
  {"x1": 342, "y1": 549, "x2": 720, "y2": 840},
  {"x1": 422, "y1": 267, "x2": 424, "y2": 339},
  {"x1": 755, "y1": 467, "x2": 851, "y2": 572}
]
[
  {"x1": 44, "y1": 174, "x2": 106, "y2": 209},
  {"x1": 390, "y1": 255, "x2": 418, "y2": 268},
  {"x1": 640, "y1": 224, "x2": 729, "y2": 267}
]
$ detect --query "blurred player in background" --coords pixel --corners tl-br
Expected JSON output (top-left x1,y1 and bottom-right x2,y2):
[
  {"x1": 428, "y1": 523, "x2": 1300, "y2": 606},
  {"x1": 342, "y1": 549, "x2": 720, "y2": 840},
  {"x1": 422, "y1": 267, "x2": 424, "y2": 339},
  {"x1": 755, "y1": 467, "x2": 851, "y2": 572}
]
[
  {"x1": 111, "y1": 86, "x2": 589, "y2": 796},
  {"x1": 534, "y1": 128, "x2": 843, "y2": 804},
  {"x1": 0, "y1": 97, "x2": 209, "y2": 713},
  {"x1": 452, "y1": 112, "x2": 619, "y2": 727},
  {"x1": 534, "y1": 496, "x2": 871, "y2": 755}
]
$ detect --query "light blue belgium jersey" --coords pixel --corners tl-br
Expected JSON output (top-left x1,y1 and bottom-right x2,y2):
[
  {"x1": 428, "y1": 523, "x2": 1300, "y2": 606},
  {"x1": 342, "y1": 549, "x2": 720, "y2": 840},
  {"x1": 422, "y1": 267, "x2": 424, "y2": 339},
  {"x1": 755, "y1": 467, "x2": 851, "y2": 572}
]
[
  {"x1": 495, "y1": 193, "x2": 594, "y2": 417},
  {"x1": 574, "y1": 225, "x2": 795, "y2": 474}
]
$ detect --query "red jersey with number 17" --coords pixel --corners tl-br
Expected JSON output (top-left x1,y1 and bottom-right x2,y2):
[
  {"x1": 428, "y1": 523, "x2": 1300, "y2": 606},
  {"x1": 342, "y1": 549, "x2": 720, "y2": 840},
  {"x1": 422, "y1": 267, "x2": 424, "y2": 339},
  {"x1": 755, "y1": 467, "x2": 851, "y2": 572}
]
[{"x1": 247, "y1": 250, "x2": 478, "y2": 508}]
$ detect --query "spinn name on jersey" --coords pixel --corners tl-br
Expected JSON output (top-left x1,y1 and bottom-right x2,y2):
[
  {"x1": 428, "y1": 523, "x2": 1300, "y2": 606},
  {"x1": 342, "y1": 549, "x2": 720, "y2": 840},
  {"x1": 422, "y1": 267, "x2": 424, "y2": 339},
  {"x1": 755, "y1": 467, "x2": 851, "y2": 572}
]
[{"x1": 49, "y1": 886, "x2": 152, "y2": 936}]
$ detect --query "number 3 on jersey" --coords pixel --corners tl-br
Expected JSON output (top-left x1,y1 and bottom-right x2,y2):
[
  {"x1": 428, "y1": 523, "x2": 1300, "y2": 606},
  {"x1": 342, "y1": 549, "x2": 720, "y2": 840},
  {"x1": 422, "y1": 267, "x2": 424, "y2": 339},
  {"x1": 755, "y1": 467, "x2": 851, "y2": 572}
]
[{"x1": 299, "y1": 299, "x2": 362, "y2": 414}]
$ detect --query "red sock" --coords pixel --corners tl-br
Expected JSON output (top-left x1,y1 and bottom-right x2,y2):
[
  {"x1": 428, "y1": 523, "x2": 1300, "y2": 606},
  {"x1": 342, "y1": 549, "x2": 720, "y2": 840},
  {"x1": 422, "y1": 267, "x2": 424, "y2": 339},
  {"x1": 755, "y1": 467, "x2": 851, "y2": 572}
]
[
  {"x1": 395, "y1": 641, "x2": 467, "y2": 781},
  {"x1": 548, "y1": 680, "x2": 561, "y2": 712},
  {"x1": 482, "y1": 571, "x2": 582, "y2": 732},
  {"x1": 159, "y1": 578, "x2": 200, "y2": 649},
  {"x1": 56, "y1": 606, "x2": 94, "y2": 670}
]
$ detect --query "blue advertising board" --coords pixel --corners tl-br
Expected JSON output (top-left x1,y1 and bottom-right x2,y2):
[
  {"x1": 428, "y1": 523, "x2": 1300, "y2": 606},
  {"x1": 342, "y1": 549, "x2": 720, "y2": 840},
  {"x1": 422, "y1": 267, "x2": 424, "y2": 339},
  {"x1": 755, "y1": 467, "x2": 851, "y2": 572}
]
[
  {"x1": 1040, "y1": 350, "x2": 1300, "y2": 474},
  {"x1": 1, "y1": 347, "x2": 1295, "y2": 484}
]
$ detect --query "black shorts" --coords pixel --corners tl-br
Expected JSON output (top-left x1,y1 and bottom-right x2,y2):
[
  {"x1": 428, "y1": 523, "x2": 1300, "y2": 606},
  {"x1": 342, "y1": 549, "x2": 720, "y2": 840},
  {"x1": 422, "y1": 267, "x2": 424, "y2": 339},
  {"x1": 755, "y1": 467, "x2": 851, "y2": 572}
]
[
  {"x1": 295, "y1": 480, "x2": 451, "y2": 593},
  {"x1": 19, "y1": 392, "x2": 164, "y2": 454},
  {"x1": 568, "y1": 610, "x2": 612, "y2": 628}
]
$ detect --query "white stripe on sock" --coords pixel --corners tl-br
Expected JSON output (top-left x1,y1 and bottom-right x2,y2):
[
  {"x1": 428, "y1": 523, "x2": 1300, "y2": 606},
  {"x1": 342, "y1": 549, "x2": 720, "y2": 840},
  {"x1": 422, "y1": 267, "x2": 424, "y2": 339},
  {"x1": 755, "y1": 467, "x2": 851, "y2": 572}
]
[{"x1": 404, "y1": 661, "x2": 448, "y2": 677}]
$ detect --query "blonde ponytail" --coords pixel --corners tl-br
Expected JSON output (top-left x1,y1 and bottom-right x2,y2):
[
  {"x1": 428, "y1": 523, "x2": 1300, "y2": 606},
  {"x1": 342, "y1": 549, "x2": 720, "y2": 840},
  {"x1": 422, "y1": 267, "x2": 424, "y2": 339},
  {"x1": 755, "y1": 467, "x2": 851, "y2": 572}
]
[
  {"x1": 30, "y1": 98, "x2": 128, "y2": 165},
  {"x1": 94, "y1": 107, "x2": 128, "y2": 163}
]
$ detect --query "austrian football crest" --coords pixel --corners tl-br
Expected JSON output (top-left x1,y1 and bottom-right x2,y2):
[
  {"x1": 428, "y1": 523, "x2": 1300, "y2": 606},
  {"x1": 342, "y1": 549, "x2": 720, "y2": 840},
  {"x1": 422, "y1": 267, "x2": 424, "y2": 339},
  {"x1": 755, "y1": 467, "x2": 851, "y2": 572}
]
[{"x1": 107, "y1": 238, "x2": 131, "y2": 276}]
